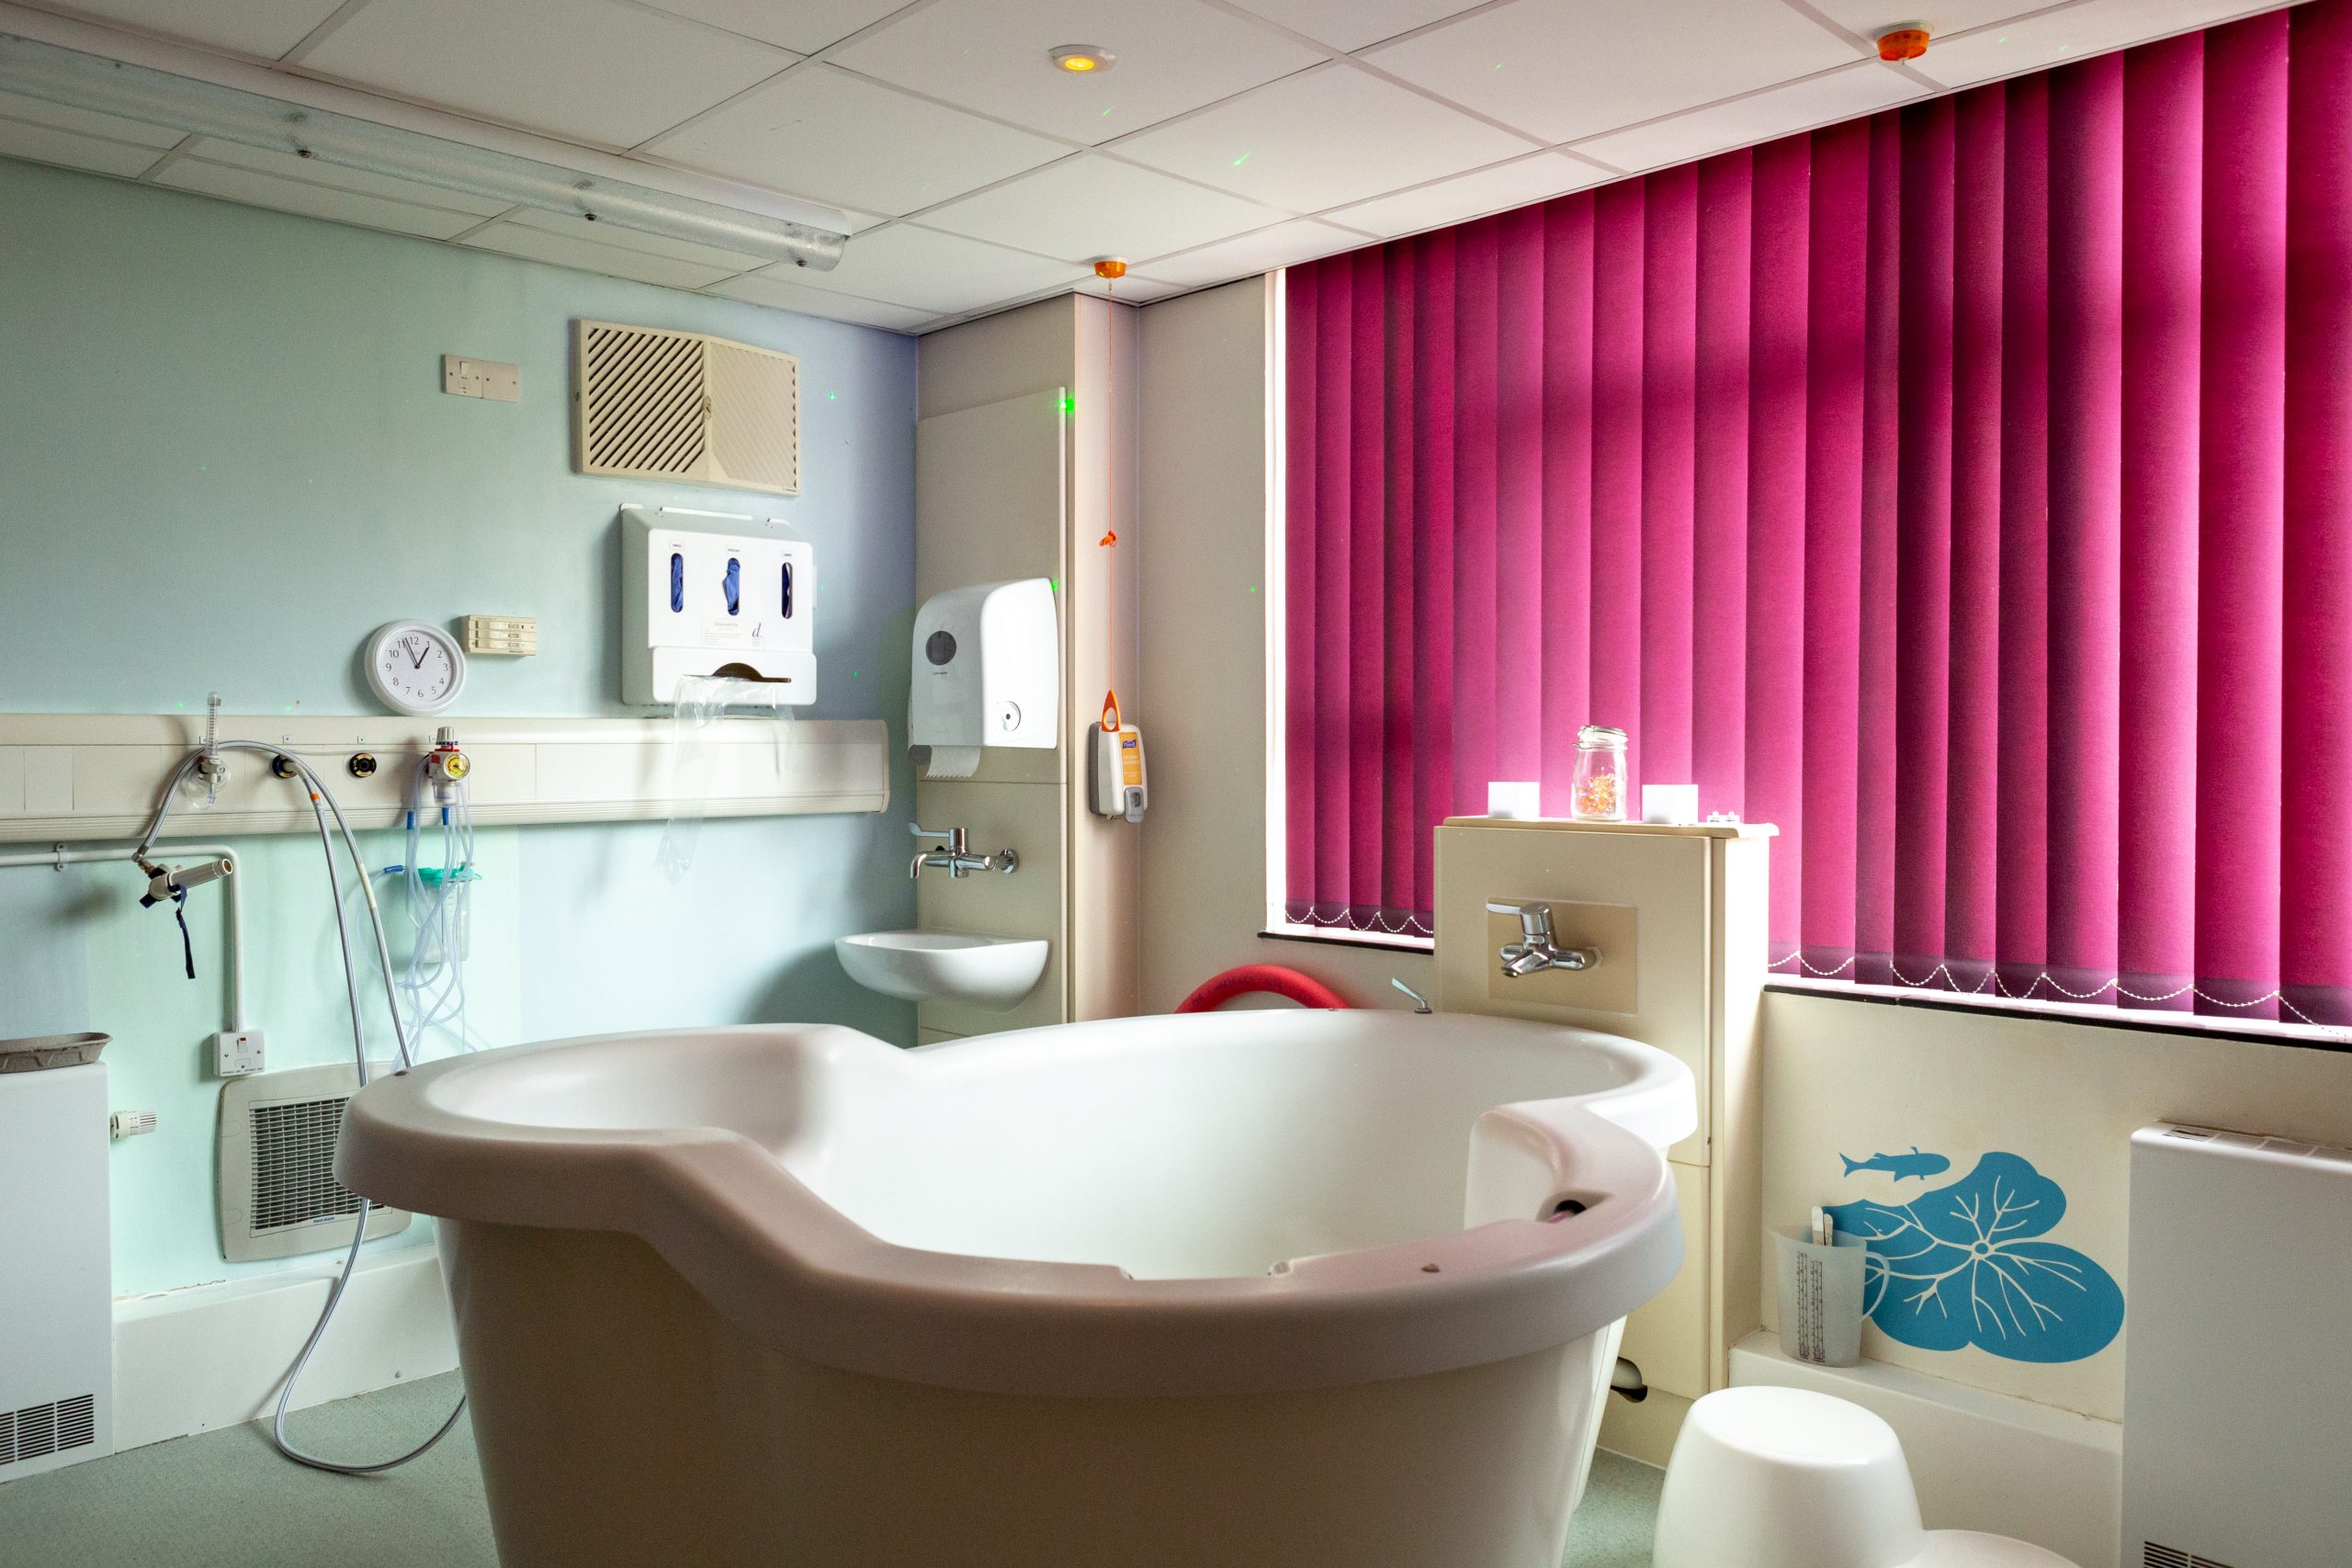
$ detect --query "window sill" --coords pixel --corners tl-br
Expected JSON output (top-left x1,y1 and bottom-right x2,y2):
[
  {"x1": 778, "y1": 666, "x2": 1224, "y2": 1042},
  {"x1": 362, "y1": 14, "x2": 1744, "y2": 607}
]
[
  {"x1": 1764, "y1": 976, "x2": 2352, "y2": 1055},
  {"x1": 1258, "y1": 922, "x2": 1434, "y2": 956}
]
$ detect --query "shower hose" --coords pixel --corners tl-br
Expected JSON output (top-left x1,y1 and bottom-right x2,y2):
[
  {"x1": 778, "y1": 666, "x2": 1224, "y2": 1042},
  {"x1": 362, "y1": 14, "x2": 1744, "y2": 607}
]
[{"x1": 136, "y1": 740, "x2": 466, "y2": 1475}]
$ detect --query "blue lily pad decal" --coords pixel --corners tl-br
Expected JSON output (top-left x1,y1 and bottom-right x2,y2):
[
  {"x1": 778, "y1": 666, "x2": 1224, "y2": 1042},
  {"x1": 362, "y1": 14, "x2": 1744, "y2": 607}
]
[{"x1": 1826, "y1": 1152, "x2": 2123, "y2": 1363}]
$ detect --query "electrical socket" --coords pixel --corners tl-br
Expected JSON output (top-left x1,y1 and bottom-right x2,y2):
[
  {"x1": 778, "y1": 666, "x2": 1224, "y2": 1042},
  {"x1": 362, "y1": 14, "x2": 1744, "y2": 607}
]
[{"x1": 215, "y1": 1030, "x2": 265, "y2": 1077}]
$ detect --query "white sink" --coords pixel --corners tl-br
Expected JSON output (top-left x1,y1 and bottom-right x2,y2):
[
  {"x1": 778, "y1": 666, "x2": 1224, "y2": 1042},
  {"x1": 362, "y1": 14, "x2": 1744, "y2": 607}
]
[{"x1": 835, "y1": 931, "x2": 1048, "y2": 1010}]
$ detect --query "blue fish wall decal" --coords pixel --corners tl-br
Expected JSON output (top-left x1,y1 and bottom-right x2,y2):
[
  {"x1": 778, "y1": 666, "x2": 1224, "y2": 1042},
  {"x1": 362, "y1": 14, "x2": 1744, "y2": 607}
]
[
  {"x1": 1839, "y1": 1146, "x2": 1952, "y2": 1181},
  {"x1": 1826, "y1": 1152, "x2": 2125, "y2": 1364}
]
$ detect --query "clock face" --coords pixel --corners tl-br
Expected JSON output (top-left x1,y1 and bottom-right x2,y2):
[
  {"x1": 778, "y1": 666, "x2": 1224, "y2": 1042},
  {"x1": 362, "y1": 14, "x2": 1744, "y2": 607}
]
[{"x1": 366, "y1": 622, "x2": 466, "y2": 715}]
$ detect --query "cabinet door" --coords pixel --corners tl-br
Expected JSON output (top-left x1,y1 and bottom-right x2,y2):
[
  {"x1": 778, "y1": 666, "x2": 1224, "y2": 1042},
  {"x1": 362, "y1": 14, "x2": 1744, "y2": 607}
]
[{"x1": 1619, "y1": 1159, "x2": 1711, "y2": 1399}]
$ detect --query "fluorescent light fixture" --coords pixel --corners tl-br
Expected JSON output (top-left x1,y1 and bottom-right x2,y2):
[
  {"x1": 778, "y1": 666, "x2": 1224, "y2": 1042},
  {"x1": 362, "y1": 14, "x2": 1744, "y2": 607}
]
[{"x1": 0, "y1": 31, "x2": 847, "y2": 270}]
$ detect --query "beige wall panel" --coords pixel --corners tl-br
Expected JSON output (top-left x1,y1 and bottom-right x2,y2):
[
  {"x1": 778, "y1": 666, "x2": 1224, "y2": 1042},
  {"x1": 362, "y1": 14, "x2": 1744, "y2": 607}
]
[
  {"x1": 914, "y1": 778, "x2": 1064, "y2": 1037},
  {"x1": 1599, "y1": 1385, "x2": 1690, "y2": 1470},
  {"x1": 1132, "y1": 279, "x2": 1438, "y2": 1010},
  {"x1": 918, "y1": 297, "x2": 1077, "y2": 420},
  {"x1": 1434, "y1": 820, "x2": 1714, "y2": 1167},
  {"x1": 1760, "y1": 988, "x2": 2352, "y2": 1422},
  {"x1": 913, "y1": 389, "x2": 1066, "y2": 604},
  {"x1": 1067, "y1": 294, "x2": 1141, "y2": 1021}
]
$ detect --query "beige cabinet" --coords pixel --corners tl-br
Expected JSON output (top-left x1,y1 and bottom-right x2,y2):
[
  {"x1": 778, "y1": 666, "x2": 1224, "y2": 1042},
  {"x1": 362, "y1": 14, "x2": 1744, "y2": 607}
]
[{"x1": 1433, "y1": 817, "x2": 1772, "y2": 1463}]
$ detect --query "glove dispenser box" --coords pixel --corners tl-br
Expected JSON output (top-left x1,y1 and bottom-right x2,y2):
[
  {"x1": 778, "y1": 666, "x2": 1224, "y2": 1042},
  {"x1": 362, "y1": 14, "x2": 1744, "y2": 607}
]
[
  {"x1": 910, "y1": 579, "x2": 1058, "y2": 768},
  {"x1": 621, "y1": 504, "x2": 815, "y2": 705}
]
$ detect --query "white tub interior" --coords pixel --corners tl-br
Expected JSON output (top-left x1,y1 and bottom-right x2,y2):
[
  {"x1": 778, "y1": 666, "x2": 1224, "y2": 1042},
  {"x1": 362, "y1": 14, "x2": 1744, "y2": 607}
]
[{"x1": 435, "y1": 1013, "x2": 1652, "y2": 1281}]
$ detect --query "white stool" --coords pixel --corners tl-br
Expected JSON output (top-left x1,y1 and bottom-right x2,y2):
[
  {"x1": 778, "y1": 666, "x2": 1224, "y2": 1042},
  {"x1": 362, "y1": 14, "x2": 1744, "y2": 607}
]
[{"x1": 1652, "y1": 1387, "x2": 2080, "y2": 1568}]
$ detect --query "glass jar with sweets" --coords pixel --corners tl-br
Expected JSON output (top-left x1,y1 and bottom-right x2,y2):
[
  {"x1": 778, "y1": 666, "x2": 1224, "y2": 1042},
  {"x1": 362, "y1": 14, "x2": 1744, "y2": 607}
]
[{"x1": 1570, "y1": 725, "x2": 1629, "y2": 821}]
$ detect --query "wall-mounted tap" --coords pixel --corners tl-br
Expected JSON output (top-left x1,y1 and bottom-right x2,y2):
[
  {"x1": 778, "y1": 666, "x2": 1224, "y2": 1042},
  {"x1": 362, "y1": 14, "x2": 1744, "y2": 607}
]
[
  {"x1": 1487, "y1": 900, "x2": 1600, "y2": 979},
  {"x1": 910, "y1": 823, "x2": 1019, "y2": 880},
  {"x1": 1390, "y1": 977, "x2": 1433, "y2": 1014}
]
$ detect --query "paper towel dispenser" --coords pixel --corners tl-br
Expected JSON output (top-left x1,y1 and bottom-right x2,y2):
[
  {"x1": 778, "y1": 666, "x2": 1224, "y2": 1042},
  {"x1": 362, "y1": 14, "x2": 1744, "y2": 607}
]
[{"x1": 911, "y1": 579, "x2": 1057, "y2": 775}]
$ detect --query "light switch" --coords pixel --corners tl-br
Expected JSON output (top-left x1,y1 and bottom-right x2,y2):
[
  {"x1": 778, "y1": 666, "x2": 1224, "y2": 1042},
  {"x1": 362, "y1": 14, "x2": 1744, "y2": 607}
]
[{"x1": 443, "y1": 355, "x2": 519, "y2": 402}]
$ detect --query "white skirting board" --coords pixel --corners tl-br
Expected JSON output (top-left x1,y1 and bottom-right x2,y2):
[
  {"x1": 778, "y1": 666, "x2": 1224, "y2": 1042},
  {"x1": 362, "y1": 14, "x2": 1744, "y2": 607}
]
[
  {"x1": 110, "y1": 1243, "x2": 458, "y2": 1455},
  {"x1": 0, "y1": 712, "x2": 889, "y2": 843},
  {"x1": 1730, "y1": 1332, "x2": 2120, "y2": 1568}
]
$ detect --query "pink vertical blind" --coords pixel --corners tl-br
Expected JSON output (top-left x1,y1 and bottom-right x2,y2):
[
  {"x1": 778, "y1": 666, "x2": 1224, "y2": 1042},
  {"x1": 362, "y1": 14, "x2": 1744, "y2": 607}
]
[{"x1": 1283, "y1": 3, "x2": 2352, "y2": 1025}]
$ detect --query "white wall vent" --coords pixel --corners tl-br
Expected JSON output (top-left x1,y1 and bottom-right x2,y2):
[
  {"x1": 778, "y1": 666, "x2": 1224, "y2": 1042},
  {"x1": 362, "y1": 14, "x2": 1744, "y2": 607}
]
[
  {"x1": 575, "y1": 320, "x2": 799, "y2": 496},
  {"x1": 218, "y1": 1063, "x2": 409, "y2": 1264},
  {"x1": 2143, "y1": 1547, "x2": 2236, "y2": 1568},
  {"x1": 0, "y1": 1393, "x2": 96, "y2": 1468}
]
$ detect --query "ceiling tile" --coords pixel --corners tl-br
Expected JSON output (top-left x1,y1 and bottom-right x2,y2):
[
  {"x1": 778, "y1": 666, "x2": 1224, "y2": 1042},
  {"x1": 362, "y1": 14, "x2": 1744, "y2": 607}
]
[
  {"x1": 0, "y1": 117, "x2": 169, "y2": 179},
  {"x1": 502, "y1": 204, "x2": 772, "y2": 270},
  {"x1": 652, "y1": 65, "x2": 1067, "y2": 216},
  {"x1": 764, "y1": 223, "x2": 1083, "y2": 314},
  {"x1": 830, "y1": 0, "x2": 1322, "y2": 146},
  {"x1": 1114, "y1": 62, "x2": 1533, "y2": 214},
  {"x1": 1569, "y1": 61, "x2": 1928, "y2": 174},
  {"x1": 1909, "y1": 0, "x2": 2281, "y2": 88},
  {"x1": 41, "y1": 0, "x2": 349, "y2": 59},
  {"x1": 707, "y1": 271, "x2": 934, "y2": 331},
  {"x1": 1804, "y1": 2, "x2": 2058, "y2": 42},
  {"x1": 1135, "y1": 217, "x2": 1364, "y2": 285},
  {"x1": 0, "y1": 90, "x2": 184, "y2": 150},
  {"x1": 920, "y1": 152, "x2": 1284, "y2": 265},
  {"x1": 1317, "y1": 150, "x2": 1607, "y2": 237},
  {"x1": 175, "y1": 137, "x2": 513, "y2": 216},
  {"x1": 460, "y1": 219, "x2": 741, "y2": 288},
  {"x1": 1223, "y1": 0, "x2": 1492, "y2": 52},
  {"x1": 633, "y1": 0, "x2": 912, "y2": 53},
  {"x1": 1364, "y1": 0, "x2": 1858, "y2": 144},
  {"x1": 300, "y1": 0, "x2": 797, "y2": 148},
  {"x1": 157, "y1": 154, "x2": 488, "y2": 239}
]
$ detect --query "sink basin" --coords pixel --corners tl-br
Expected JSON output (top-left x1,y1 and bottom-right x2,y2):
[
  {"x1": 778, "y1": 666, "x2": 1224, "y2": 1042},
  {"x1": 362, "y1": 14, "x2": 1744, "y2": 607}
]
[{"x1": 835, "y1": 931, "x2": 1048, "y2": 1010}]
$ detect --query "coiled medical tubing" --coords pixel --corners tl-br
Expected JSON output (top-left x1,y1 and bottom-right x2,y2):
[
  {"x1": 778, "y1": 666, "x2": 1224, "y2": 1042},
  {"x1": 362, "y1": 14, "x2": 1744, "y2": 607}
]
[{"x1": 134, "y1": 736, "x2": 468, "y2": 1476}]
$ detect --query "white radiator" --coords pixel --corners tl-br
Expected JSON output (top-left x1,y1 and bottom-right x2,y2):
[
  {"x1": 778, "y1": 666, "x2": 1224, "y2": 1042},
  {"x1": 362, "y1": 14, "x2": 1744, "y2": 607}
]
[
  {"x1": 2123, "y1": 1122, "x2": 2352, "y2": 1568},
  {"x1": 0, "y1": 1063, "x2": 113, "y2": 1481}
]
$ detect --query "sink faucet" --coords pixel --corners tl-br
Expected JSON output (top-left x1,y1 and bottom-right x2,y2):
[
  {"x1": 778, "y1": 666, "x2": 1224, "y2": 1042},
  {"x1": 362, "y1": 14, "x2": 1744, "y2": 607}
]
[
  {"x1": 1487, "y1": 900, "x2": 1601, "y2": 978},
  {"x1": 910, "y1": 823, "x2": 1019, "y2": 880}
]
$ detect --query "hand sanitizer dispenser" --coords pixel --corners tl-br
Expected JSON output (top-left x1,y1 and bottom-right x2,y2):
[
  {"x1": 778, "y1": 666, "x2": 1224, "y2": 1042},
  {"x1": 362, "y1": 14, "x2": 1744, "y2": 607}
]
[
  {"x1": 621, "y1": 504, "x2": 814, "y2": 705},
  {"x1": 910, "y1": 579, "x2": 1057, "y2": 778}
]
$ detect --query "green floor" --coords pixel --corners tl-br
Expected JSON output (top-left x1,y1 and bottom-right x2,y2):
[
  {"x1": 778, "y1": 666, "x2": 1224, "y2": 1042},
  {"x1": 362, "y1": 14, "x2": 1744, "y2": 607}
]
[{"x1": 0, "y1": 1373, "x2": 1665, "y2": 1567}]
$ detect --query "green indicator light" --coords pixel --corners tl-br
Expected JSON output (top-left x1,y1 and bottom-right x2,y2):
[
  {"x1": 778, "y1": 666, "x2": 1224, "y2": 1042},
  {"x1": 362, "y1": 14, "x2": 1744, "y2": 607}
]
[
  {"x1": 1057, "y1": 393, "x2": 1075, "y2": 414},
  {"x1": 827, "y1": 391, "x2": 838, "y2": 400},
  {"x1": 1233, "y1": 152, "x2": 1251, "y2": 166},
  {"x1": 1047, "y1": 578, "x2": 1059, "y2": 593}
]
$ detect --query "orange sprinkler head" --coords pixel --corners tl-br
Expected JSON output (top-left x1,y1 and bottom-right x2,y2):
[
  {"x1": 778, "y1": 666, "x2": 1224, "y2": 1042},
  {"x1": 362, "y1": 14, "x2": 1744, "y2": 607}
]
[
  {"x1": 1093, "y1": 257, "x2": 1128, "y2": 280},
  {"x1": 1877, "y1": 27, "x2": 1929, "y2": 62}
]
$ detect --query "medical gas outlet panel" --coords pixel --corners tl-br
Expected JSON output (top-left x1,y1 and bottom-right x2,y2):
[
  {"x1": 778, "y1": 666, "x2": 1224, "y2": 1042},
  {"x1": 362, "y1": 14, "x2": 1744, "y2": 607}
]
[{"x1": 621, "y1": 505, "x2": 815, "y2": 706}]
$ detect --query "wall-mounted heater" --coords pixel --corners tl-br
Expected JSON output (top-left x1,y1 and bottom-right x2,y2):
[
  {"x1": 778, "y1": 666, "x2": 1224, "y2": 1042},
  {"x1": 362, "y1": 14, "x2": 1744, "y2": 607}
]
[
  {"x1": 0, "y1": 1063, "x2": 112, "y2": 1478},
  {"x1": 2122, "y1": 1122, "x2": 2352, "y2": 1568}
]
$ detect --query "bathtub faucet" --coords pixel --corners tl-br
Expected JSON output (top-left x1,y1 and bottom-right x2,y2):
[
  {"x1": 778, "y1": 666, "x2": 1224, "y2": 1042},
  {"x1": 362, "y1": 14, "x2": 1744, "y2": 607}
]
[
  {"x1": 910, "y1": 823, "x2": 1019, "y2": 880},
  {"x1": 1487, "y1": 901, "x2": 1600, "y2": 979}
]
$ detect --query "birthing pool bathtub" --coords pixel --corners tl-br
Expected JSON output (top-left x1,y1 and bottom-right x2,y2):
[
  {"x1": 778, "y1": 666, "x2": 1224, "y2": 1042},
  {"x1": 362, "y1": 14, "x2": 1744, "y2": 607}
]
[{"x1": 340, "y1": 1010, "x2": 1694, "y2": 1568}]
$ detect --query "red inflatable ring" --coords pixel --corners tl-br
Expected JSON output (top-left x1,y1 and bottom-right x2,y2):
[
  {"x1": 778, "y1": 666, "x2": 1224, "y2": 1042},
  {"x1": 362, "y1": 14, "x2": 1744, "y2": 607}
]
[{"x1": 1174, "y1": 964, "x2": 1349, "y2": 1013}]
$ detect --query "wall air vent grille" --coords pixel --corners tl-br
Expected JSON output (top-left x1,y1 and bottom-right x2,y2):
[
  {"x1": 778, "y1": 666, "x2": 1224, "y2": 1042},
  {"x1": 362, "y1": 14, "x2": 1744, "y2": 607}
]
[
  {"x1": 250, "y1": 1096, "x2": 361, "y2": 1232},
  {"x1": 576, "y1": 320, "x2": 798, "y2": 496},
  {"x1": 0, "y1": 1394, "x2": 95, "y2": 1467},
  {"x1": 219, "y1": 1063, "x2": 409, "y2": 1263},
  {"x1": 2144, "y1": 1541, "x2": 2236, "y2": 1568}
]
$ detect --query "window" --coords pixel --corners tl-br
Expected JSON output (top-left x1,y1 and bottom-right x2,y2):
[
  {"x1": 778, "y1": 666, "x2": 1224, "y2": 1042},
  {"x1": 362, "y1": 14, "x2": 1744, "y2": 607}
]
[{"x1": 1279, "y1": 5, "x2": 2352, "y2": 1026}]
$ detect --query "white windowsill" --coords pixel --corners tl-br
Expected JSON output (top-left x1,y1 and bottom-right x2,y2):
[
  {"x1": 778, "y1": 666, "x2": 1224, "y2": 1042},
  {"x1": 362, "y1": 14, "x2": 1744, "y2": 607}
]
[{"x1": 1767, "y1": 974, "x2": 2352, "y2": 1052}]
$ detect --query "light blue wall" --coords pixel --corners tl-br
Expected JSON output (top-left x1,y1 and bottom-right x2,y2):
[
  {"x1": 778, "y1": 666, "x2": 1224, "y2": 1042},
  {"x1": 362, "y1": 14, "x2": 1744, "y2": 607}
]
[{"x1": 0, "y1": 157, "x2": 921, "y2": 1296}]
